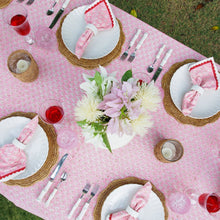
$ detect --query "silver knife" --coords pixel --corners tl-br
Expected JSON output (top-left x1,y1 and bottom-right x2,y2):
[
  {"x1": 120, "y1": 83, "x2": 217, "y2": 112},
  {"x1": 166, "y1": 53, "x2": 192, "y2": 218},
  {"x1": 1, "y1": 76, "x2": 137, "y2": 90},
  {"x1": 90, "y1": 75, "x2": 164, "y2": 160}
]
[
  {"x1": 49, "y1": 0, "x2": 71, "y2": 29},
  {"x1": 151, "y1": 49, "x2": 173, "y2": 82},
  {"x1": 37, "y1": 153, "x2": 68, "y2": 202}
]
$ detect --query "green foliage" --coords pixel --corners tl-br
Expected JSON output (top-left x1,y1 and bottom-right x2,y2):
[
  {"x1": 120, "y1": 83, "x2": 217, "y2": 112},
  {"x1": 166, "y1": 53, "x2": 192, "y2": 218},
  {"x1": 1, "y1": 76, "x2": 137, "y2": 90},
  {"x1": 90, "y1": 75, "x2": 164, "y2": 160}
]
[{"x1": 121, "y1": 70, "x2": 132, "y2": 82}]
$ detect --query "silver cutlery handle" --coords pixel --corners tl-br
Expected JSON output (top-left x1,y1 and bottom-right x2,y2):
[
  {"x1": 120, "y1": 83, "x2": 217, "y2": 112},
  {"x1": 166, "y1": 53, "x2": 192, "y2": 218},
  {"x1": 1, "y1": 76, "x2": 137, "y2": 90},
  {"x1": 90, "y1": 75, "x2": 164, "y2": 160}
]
[
  {"x1": 76, "y1": 202, "x2": 89, "y2": 220},
  {"x1": 45, "y1": 188, "x2": 58, "y2": 207},
  {"x1": 136, "y1": 33, "x2": 148, "y2": 50},
  {"x1": 129, "y1": 29, "x2": 141, "y2": 47},
  {"x1": 37, "y1": 181, "x2": 53, "y2": 202},
  {"x1": 156, "y1": 44, "x2": 166, "y2": 59},
  {"x1": 160, "y1": 49, "x2": 173, "y2": 67},
  {"x1": 68, "y1": 198, "x2": 82, "y2": 219},
  {"x1": 62, "y1": 0, "x2": 71, "y2": 9}
]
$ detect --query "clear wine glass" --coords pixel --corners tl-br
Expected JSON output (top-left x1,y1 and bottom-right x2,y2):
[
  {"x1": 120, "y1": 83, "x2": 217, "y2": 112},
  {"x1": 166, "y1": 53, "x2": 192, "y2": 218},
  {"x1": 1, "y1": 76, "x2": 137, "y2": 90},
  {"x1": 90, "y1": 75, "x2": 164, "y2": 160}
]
[
  {"x1": 198, "y1": 193, "x2": 220, "y2": 217},
  {"x1": 2, "y1": 4, "x2": 34, "y2": 45},
  {"x1": 38, "y1": 99, "x2": 64, "y2": 125}
]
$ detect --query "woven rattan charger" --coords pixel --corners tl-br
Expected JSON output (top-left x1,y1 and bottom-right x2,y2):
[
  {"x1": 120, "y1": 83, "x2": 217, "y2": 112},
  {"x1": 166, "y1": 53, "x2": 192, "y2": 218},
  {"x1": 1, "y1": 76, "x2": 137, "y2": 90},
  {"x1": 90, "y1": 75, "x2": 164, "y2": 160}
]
[
  {"x1": 0, "y1": 0, "x2": 12, "y2": 9},
  {"x1": 162, "y1": 59, "x2": 220, "y2": 126},
  {"x1": 94, "y1": 176, "x2": 168, "y2": 220},
  {"x1": 0, "y1": 112, "x2": 59, "y2": 187},
  {"x1": 56, "y1": 9, "x2": 125, "y2": 69}
]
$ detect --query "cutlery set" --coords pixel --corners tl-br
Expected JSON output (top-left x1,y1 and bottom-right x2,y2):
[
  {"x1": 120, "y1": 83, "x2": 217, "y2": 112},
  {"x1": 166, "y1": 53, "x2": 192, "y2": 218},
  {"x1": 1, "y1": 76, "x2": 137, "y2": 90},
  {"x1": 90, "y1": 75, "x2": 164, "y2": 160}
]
[
  {"x1": 68, "y1": 184, "x2": 99, "y2": 219},
  {"x1": 17, "y1": 0, "x2": 35, "y2": 5},
  {"x1": 121, "y1": 29, "x2": 148, "y2": 62},
  {"x1": 37, "y1": 153, "x2": 68, "y2": 204}
]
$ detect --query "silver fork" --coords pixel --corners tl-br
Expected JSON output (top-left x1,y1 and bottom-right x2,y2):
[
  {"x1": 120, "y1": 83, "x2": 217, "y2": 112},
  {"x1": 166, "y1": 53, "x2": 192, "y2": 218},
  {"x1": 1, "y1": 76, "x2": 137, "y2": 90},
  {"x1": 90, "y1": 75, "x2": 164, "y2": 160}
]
[{"x1": 26, "y1": 0, "x2": 35, "y2": 5}]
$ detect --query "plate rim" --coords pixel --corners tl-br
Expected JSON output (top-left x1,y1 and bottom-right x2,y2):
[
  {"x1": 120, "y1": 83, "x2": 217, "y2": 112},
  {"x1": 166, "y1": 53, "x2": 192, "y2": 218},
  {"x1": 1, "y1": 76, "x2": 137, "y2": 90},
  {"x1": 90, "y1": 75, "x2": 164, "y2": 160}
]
[
  {"x1": 93, "y1": 177, "x2": 168, "y2": 220},
  {"x1": 170, "y1": 62, "x2": 220, "y2": 119},
  {"x1": 61, "y1": 5, "x2": 120, "y2": 59},
  {"x1": 101, "y1": 183, "x2": 165, "y2": 220},
  {"x1": 0, "y1": 112, "x2": 59, "y2": 187}
]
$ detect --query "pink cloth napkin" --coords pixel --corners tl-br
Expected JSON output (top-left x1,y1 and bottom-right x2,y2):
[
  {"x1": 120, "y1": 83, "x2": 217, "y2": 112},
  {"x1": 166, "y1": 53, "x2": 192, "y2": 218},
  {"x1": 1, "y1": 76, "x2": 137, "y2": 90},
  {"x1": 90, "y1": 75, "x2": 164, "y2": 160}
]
[
  {"x1": 75, "y1": 0, "x2": 115, "y2": 59},
  {"x1": 0, "y1": 116, "x2": 39, "y2": 182},
  {"x1": 106, "y1": 182, "x2": 152, "y2": 220},
  {"x1": 181, "y1": 57, "x2": 219, "y2": 116}
]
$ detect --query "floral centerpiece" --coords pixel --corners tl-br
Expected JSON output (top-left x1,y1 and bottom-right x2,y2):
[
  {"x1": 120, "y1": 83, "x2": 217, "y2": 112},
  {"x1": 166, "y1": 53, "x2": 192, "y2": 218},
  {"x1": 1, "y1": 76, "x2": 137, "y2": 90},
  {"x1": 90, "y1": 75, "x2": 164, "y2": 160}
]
[{"x1": 74, "y1": 66, "x2": 161, "y2": 152}]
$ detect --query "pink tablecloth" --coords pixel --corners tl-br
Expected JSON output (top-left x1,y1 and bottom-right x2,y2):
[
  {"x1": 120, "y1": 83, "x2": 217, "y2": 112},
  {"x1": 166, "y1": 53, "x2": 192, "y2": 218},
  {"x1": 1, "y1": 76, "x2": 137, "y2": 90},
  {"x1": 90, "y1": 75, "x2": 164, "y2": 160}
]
[{"x1": 0, "y1": 1, "x2": 219, "y2": 220}]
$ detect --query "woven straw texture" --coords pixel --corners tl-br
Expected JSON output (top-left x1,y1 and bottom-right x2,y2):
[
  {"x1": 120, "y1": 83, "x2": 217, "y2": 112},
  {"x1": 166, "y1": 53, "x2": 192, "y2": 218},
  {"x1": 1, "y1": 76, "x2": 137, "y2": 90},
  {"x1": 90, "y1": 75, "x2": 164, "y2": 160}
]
[
  {"x1": 162, "y1": 59, "x2": 220, "y2": 126},
  {"x1": 154, "y1": 139, "x2": 184, "y2": 163},
  {"x1": 93, "y1": 176, "x2": 168, "y2": 220},
  {"x1": 7, "y1": 50, "x2": 39, "y2": 83},
  {"x1": 56, "y1": 11, "x2": 125, "y2": 69},
  {"x1": 0, "y1": 0, "x2": 12, "y2": 9},
  {"x1": 0, "y1": 112, "x2": 59, "y2": 187}
]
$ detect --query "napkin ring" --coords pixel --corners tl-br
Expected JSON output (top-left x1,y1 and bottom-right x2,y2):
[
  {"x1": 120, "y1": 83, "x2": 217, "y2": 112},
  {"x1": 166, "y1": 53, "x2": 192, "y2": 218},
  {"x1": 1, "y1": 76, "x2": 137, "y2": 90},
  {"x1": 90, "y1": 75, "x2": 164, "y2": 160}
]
[
  {"x1": 12, "y1": 139, "x2": 26, "y2": 150},
  {"x1": 126, "y1": 206, "x2": 139, "y2": 218},
  {"x1": 7, "y1": 50, "x2": 39, "y2": 83},
  {"x1": 191, "y1": 85, "x2": 204, "y2": 95},
  {"x1": 86, "y1": 23, "x2": 98, "y2": 36}
]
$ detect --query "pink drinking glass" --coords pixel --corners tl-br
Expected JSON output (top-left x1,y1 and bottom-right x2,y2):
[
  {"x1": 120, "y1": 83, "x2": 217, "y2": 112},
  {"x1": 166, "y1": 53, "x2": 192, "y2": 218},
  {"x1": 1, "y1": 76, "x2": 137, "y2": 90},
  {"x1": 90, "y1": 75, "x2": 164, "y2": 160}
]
[
  {"x1": 2, "y1": 4, "x2": 34, "y2": 45},
  {"x1": 198, "y1": 193, "x2": 220, "y2": 217},
  {"x1": 167, "y1": 190, "x2": 191, "y2": 215}
]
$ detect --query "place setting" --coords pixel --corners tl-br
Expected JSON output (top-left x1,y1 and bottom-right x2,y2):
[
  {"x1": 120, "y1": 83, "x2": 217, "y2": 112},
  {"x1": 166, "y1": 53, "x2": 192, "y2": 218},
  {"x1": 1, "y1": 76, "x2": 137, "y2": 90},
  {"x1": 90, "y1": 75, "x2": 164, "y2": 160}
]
[
  {"x1": 56, "y1": 0, "x2": 125, "y2": 69},
  {"x1": 162, "y1": 57, "x2": 220, "y2": 126}
]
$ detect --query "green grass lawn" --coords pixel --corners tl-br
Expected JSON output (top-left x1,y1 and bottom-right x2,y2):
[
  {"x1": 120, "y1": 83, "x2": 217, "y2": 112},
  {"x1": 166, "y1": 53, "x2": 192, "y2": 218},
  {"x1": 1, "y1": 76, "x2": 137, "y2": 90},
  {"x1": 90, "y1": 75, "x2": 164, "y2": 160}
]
[{"x1": 0, "y1": 0, "x2": 219, "y2": 219}]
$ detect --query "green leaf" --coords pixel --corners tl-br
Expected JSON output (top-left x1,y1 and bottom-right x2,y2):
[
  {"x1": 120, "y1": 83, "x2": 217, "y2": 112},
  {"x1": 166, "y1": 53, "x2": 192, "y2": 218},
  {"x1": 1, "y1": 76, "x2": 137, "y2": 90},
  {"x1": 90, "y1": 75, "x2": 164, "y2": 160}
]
[
  {"x1": 94, "y1": 71, "x2": 103, "y2": 87},
  {"x1": 88, "y1": 77, "x2": 94, "y2": 81},
  {"x1": 101, "y1": 132, "x2": 112, "y2": 153},
  {"x1": 121, "y1": 70, "x2": 132, "y2": 82},
  {"x1": 77, "y1": 120, "x2": 88, "y2": 127},
  {"x1": 90, "y1": 122, "x2": 105, "y2": 132}
]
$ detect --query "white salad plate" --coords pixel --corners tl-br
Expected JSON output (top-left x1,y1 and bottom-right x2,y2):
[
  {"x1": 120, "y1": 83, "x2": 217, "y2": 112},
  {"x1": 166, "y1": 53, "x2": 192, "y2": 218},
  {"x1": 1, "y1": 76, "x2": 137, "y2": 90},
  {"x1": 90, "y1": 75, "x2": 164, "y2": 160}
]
[
  {"x1": 101, "y1": 184, "x2": 165, "y2": 220},
  {"x1": 61, "y1": 5, "x2": 120, "y2": 59},
  {"x1": 0, "y1": 116, "x2": 49, "y2": 180},
  {"x1": 170, "y1": 63, "x2": 220, "y2": 119}
]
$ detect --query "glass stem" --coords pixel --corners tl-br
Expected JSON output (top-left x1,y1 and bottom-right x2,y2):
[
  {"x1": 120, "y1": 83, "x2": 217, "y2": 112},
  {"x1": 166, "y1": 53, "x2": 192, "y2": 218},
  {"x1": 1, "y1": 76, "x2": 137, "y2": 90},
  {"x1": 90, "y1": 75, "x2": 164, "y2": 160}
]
[{"x1": 25, "y1": 35, "x2": 34, "y2": 45}]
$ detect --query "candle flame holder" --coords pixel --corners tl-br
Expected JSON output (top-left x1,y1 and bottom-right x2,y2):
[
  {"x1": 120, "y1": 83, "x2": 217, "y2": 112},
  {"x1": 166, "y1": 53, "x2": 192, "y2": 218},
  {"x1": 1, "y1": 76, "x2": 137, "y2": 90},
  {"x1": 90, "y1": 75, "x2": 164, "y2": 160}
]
[
  {"x1": 7, "y1": 50, "x2": 39, "y2": 82},
  {"x1": 154, "y1": 139, "x2": 184, "y2": 163}
]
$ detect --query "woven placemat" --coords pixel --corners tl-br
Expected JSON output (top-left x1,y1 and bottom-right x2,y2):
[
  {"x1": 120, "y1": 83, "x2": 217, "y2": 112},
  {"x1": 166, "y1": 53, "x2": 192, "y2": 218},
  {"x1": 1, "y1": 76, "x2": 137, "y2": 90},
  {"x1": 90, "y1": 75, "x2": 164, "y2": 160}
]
[
  {"x1": 0, "y1": 112, "x2": 59, "y2": 187},
  {"x1": 0, "y1": 0, "x2": 12, "y2": 9},
  {"x1": 93, "y1": 176, "x2": 168, "y2": 220},
  {"x1": 161, "y1": 59, "x2": 220, "y2": 126},
  {"x1": 56, "y1": 10, "x2": 125, "y2": 69}
]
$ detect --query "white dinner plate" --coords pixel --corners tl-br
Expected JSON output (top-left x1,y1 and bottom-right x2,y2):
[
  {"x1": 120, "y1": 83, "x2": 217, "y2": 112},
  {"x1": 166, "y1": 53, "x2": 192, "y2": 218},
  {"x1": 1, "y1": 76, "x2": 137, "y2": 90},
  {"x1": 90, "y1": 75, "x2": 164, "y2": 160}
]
[
  {"x1": 170, "y1": 63, "x2": 220, "y2": 119},
  {"x1": 61, "y1": 5, "x2": 120, "y2": 59},
  {"x1": 101, "y1": 184, "x2": 165, "y2": 220},
  {"x1": 0, "y1": 116, "x2": 49, "y2": 180}
]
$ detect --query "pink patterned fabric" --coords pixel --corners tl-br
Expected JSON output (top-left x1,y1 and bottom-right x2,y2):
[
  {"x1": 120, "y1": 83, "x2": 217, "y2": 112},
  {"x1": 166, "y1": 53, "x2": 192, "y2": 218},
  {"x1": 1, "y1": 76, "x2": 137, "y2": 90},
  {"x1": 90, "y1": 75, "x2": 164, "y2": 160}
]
[
  {"x1": 0, "y1": 116, "x2": 39, "y2": 182},
  {"x1": 107, "y1": 182, "x2": 152, "y2": 220},
  {"x1": 182, "y1": 57, "x2": 219, "y2": 116},
  {"x1": 0, "y1": 1, "x2": 220, "y2": 220},
  {"x1": 75, "y1": 0, "x2": 115, "y2": 58}
]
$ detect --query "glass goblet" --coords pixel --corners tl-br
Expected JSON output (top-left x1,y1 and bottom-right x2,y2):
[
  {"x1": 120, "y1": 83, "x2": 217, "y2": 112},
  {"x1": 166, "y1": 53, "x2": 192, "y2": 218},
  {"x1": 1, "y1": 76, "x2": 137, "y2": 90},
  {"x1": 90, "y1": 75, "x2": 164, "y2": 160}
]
[
  {"x1": 39, "y1": 99, "x2": 64, "y2": 125},
  {"x1": 198, "y1": 193, "x2": 220, "y2": 217},
  {"x1": 34, "y1": 25, "x2": 56, "y2": 50},
  {"x1": 167, "y1": 190, "x2": 191, "y2": 215},
  {"x1": 2, "y1": 4, "x2": 34, "y2": 45},
  {"x1": 133, "y1": 72, "x2": 151, "y2": 85}
]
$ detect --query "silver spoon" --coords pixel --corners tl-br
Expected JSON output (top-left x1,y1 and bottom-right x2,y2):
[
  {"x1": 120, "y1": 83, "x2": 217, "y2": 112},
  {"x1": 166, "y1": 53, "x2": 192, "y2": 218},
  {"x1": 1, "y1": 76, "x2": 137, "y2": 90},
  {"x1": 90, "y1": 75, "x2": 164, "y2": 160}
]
[
  {"x1": 47, "y1": 0, "x2": 59, "y2": 16},
  {"x1": 147, "y1": 44, "x2": 166, "y2": 73},
  {"x1": 45, "y1": 171, "x2": 67, "y2": 206}
]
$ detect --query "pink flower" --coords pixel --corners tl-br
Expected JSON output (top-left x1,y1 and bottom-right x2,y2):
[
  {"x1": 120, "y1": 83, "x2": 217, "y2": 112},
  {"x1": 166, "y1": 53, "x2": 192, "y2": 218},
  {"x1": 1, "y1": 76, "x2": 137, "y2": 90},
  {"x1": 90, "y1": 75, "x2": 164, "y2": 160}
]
[{"x1": 99, "y1": 82, "x2": 141, "y2": 135}]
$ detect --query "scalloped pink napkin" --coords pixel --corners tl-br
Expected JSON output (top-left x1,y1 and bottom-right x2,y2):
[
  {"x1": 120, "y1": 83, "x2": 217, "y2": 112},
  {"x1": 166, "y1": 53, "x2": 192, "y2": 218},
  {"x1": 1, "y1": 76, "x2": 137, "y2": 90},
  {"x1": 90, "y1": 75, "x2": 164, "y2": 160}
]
[
  {"x1": 75, "y1": 0, "x2": 115, "y2": 59},
  {"x1": 181, "y1": 57, "x2": 219, "y2": 116},
  {"x1": 0, "y1": 116, "x2": 39, "y2": 182},
  {"x1": 106, "y1": 182, "x2": 152, "y2": 220}
]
